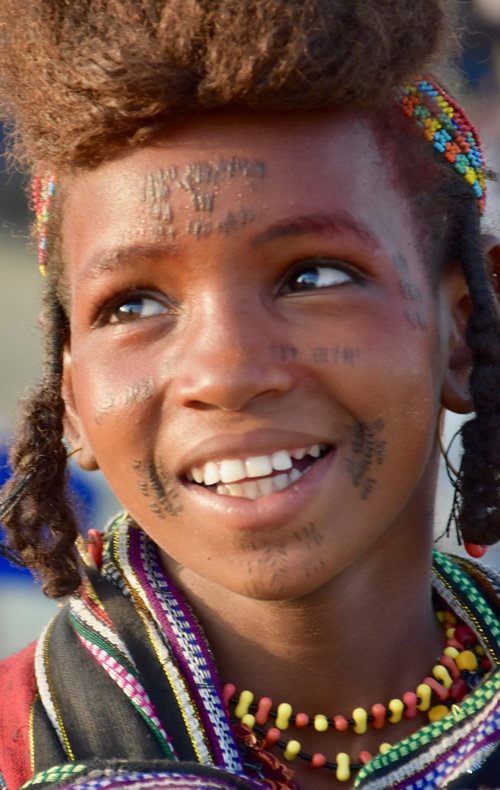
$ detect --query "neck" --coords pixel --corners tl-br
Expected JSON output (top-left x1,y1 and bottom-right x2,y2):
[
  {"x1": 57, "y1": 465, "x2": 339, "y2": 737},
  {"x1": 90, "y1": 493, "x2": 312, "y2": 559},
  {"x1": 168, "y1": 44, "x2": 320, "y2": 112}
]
[{"x1": 164, "y1": 519, "x2": 443, "y2": 714}]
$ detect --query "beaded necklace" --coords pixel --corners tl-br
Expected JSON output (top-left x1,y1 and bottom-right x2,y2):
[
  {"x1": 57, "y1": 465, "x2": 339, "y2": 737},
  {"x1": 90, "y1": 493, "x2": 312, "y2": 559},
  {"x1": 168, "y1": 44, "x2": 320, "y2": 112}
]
[{"x1": 223, "y1": 609, "x2": 489, "y2": 783}]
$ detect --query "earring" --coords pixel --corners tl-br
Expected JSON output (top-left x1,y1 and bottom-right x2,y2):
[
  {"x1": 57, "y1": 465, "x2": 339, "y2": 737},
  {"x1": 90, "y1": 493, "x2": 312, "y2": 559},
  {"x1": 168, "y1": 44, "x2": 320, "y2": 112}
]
[{"x1": 437, "y1": 407, "x2": 487, "y2": 559}]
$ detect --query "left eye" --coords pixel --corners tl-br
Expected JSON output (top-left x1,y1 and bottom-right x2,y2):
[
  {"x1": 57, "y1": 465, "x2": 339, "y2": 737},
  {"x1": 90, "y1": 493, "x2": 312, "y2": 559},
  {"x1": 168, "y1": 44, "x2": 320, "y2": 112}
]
[
  {"x1": 285, "y1": 261, "x2": 355, "y2": 293},
  {"x1": 109, "y1": 296, "x2": 167, "y2": 324}
]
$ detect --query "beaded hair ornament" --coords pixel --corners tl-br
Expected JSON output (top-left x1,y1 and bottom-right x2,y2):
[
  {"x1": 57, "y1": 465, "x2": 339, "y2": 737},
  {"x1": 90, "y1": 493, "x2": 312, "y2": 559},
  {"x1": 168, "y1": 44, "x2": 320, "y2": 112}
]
[{"x1": 31, "y1": 76, "x2": 486, "y2": 275}]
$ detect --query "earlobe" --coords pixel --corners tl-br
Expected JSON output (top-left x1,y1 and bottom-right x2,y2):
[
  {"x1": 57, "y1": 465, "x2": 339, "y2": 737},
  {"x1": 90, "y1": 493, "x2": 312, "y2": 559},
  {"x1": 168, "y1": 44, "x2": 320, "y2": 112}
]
[
  {"x1": 440, "y1": 270, "x2": 474, "y2": 415},
  {"x1": 62, "y1": 344, "x2": 99, "y2": 471}
]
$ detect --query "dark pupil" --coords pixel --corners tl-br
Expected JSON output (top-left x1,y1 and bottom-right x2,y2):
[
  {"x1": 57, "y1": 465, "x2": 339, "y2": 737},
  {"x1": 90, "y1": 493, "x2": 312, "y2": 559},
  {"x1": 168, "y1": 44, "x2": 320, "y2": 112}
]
[
  {"x1": 292, "y1": 268, "x2": 319, "y2": 291},
  {"x1": 117, "y1": 300, "x2": 143, "y2": 320}
]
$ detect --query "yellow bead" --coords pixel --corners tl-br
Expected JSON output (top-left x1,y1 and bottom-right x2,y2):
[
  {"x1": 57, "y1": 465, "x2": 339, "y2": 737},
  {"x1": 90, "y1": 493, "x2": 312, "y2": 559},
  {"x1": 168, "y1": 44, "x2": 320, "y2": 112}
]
[
  {"x1": 283, "y1": 739, "x2": 301, "y2": 761},
  {"x1": 313, "y1": 714, "x2": 329, "y2": 732},
  {"x1": 445, "y1": 612, "x2": 457, "y2": 625},
  {"x1": 388, "y1": 698, "x2": 404, "y2": 724},
  {"x1": 235, "y1": 690, "x2": 253, "y2": 720},
  {"x1": 336, "y1": 752, "x2": 351, "y2": 782},
  {"x1": 276, "y1": 702, "x2": 293, "y2": 731},
  {"x1": 446, "y1": 627, "x2": 455, "y2": 638},
  {"x1": 417, "y1": 683, "x2": 432, "y2": 712},
  {"x1": 456, "y1": 650, "x2": 478, "y2": 671},
  {"x1": 444, "y1": 646, "x2": 460, "y2": 659},
  {"x1": 428, "y1": 704, "x2": 449, "y2": 722},
  {"x1": 241, "y1": 713, "x2": 255, "y2": 729},
  {"x1": 475, "y1": 645, "x2": 484, "y2": 656},
  {"x1": 352, "y1": 707, "x2": 368, "y2": 735},
  {"x1": 378, "y1": 743, "x2": 392, "y2": 755},
  {"x1": 432, "y1": 665, "x2": 453, "y2": 689},
  {"x1": 435, "y1": 611, "x2": 446, "y2": 623}
]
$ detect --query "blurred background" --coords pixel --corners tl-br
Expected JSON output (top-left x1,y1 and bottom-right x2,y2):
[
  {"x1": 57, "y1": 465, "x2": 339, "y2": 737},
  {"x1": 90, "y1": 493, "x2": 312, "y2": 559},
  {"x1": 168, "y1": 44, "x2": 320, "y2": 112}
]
[{"x1": 1, "y1": 0, "x2": 499, "y2": 659}]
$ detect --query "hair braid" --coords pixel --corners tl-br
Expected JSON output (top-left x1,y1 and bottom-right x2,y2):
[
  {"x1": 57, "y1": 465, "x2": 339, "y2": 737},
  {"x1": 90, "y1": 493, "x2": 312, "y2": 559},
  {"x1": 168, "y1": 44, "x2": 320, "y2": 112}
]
[
  {"x1": 0, "y1": 282, "x2": 81, "y2": 597},
  {"x1": 454, "y1": 203, "x2": 500, "y2": 545}
]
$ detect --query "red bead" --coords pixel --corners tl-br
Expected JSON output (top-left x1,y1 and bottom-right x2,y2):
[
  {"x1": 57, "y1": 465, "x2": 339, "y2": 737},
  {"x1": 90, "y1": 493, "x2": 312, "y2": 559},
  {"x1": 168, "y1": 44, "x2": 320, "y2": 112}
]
[
  {"x1": 423, "y1": 677, "x2": 449, "y2": 701},
  {"x1": 402, "y1": 692, "x2": 418, "y2": 719},
  {"x1": 482, "y1": 657, "x2": 492, "y2": 672},
  {"x1": 464, "y1": 543, "x2": 487, "y2": 558},
  {"x1": 264, "y1": 727, "x2": 281, "y2": 747},
  {"x1": 222, "y1": 683, "x2": 236, "y2": 707},
  {"x1": 450, "y1": 679, "x2": 468, "y2": 702},
  {"x1": 439, "y1": 655, "x2": 460, "y2": 680},
  {"x1": 446, "y1": 638, "x2": 463, "y2": 650},
  {"x1": 359, "y1": 751, "x2": 373, "y2": 765},
  {"x1": 255, "y1": 697, "x2": 273, "y2": 726},
  {"x1": 311, "y1": 753, "x2": 326, "y2": 768},
  {"x1": 334, "y1": 715, "x2": 349, "y2": 731},
  {"x1": 86, "y1": 529, "x2": 103, "y2": 569},
  {"x1": 370, "y1": 703, "x2": 386, "y2": 729},
  {"x1": 455, "y1": 624, "x2": 476, "y2": 647},
  {"x1": 295, "y1": 712, "x2": 310, "y2": 728}
]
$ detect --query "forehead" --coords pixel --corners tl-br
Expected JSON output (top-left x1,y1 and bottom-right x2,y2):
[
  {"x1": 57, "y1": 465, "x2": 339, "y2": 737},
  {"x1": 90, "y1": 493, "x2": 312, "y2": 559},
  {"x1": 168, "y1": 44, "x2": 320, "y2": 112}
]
[{"x1": 62, "y1": 109, "x2": 417, "y2": 270}]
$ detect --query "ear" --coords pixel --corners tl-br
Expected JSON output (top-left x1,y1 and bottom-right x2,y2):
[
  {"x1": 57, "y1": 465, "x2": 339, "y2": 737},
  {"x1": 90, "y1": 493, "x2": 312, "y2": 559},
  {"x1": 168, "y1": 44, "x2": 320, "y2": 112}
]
[
  {"x1": 439, "y1": 266, "x2": 474, "y2": 415},
  {"x1": 62, "y1": 342, "x2": 99, "y2": 471},
  {"x1": 440, "y1": 235, "x2": 500, "y2": 414}
]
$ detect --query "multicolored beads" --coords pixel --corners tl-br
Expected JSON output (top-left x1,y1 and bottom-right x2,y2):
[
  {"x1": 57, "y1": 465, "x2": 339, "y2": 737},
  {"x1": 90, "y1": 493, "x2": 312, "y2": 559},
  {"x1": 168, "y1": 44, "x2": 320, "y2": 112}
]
[
  {"x1": 32, "y1": 173, "x2": 55, "y2": 275},
  {"x1": 398, "y1": 77, "x2": 487, "y2": 215},
  {"x1": 225, "y1": 607, "x2": 489, "y2": 781}
]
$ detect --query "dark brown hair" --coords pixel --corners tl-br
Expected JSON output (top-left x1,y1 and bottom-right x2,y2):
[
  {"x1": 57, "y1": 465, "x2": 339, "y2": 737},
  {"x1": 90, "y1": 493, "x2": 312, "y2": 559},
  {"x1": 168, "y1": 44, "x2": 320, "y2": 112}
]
[{"x1": 0, "y1": 0, "x2": 498, "y2": 598}]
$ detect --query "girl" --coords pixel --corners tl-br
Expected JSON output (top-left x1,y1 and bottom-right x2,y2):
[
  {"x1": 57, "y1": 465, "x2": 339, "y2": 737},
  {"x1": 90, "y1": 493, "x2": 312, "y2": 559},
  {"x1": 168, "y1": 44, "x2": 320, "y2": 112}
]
[{"x1": 0, "y1": 1, "x2": 498, "y2": 788}]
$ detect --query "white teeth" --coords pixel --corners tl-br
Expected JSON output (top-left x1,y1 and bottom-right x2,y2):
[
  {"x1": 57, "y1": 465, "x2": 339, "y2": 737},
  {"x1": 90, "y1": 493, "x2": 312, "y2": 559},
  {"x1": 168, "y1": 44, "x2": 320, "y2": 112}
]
[
  {"x1": 220, "y1": 458, "x2": 246, "y2": 483},
  {"x1": 192, "y1": 467, "x2": 204, "y2": 484},
  {"x1": 271, "y1": 450, "x2": 293, "y2": 471},
  {"x1": 203, "y1": 461, "x2": 220, "y2": 486},
  {"x1": 245, "y1": 455, "x2": 273, "y2": 478},
  {"x1": 257, "y1": 477, "x2": 274, "y2": 496},
  {"x1": 273, "y1": 473, "x2": 289, "y2": 491},
  {"x1": 242, "y1": 481, "x2": 259, "y2": 499},
  {"x1": 189, "y1": 443, "x2": 329, "y2": 490}
]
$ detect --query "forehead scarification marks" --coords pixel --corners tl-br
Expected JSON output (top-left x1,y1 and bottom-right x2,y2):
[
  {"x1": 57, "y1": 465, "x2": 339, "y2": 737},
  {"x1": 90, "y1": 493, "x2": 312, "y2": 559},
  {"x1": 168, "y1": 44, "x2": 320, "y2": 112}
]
[{"x1": 142, "y1": 157, "x2": 266, "y2": 241}]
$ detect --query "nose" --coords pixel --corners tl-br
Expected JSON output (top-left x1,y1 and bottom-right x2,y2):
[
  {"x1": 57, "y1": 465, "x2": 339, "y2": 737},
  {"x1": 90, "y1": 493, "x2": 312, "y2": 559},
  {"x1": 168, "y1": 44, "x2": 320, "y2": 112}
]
[{"x1": 170, "y1": 295, "x2": 295, "y2": 412}]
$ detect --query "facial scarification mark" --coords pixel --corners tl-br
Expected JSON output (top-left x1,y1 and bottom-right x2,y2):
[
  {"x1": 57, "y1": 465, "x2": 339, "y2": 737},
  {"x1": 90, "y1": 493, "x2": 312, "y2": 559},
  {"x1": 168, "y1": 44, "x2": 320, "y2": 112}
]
[
  {"x1": 310, "y1": 346, "x2": 361, "y2": 365},
  {"x1": 143, "y1": 157, "x2": 265, "y2": 239},
  {"x1": 346, "y1": 418, "x2": 386, "y2": 499},
  {"x1": 94, "y1": 379, "x2": 154, "y2": 424},
  {"x1": 271, "y1": 343, "x2": 299, "y2": 362},
  {"x1": 133, "y1": 459, "x2": 183, "y2": 517},
  {"x1": 392, "y1": 253, "x2": 428, "y2": 330},
  {"x1": 142, "y1": 170, "x2": 175, "y2": 240}
]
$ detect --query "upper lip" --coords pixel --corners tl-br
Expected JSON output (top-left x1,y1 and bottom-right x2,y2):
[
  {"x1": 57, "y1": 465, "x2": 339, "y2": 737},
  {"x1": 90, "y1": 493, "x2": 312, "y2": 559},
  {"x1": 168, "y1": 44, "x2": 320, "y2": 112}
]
[{"x1": 175, "y1": 428, "x2": 334, "y2": 478}]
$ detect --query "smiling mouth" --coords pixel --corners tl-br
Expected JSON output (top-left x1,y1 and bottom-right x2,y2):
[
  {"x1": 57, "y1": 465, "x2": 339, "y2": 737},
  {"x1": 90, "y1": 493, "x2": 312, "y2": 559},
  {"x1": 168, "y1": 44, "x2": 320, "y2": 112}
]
[{"x1": 185, "y1": 444, "x2": 332, "y2": 500}]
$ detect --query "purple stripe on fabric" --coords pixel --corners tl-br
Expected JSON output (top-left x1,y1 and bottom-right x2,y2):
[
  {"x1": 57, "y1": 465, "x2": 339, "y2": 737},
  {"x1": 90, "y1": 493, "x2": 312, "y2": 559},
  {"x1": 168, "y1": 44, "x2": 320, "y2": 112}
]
[
  {"x1": 127, "y1": 529, "x2": 228, "y2": 766},
  {"x1": 400, "y1": 720, "x2": 500, "y2": 788}
]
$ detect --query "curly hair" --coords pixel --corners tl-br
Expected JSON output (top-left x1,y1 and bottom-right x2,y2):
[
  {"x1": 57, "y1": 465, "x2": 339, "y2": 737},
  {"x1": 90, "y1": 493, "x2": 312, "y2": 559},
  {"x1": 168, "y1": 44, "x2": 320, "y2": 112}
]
[{"x1": 0, "y1": 0, "x2": 499, "y2": 599}]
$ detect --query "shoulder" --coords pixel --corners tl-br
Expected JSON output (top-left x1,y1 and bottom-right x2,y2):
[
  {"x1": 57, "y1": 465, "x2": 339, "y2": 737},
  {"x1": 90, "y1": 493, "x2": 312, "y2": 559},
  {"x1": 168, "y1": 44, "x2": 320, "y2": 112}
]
[{"x1": 0, "y1": 641, "x2": 37, "y2": 790}]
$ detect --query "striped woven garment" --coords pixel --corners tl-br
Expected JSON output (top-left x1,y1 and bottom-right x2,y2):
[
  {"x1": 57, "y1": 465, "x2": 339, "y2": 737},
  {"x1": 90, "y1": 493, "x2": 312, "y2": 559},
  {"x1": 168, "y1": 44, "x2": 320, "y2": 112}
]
[{"x1": 12, "y1": 514, "x2": 500, "y2": 789}]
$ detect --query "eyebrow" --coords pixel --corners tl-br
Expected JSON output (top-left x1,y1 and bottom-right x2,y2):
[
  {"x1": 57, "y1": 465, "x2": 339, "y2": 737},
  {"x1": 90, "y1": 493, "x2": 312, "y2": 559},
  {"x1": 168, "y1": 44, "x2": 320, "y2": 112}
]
[
  {"x1": 79, "y1": 240, "x2": 178, "y2": 282},
  {"x1": 251, "y1": 212, "x2": 381, "y2": 250}
]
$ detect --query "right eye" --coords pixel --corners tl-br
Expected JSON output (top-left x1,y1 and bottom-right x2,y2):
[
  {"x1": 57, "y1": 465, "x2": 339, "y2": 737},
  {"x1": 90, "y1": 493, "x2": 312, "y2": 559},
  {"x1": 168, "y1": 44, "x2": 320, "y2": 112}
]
[{"x1": 108, "y1": 295, "x2": 168, "y2": 324}]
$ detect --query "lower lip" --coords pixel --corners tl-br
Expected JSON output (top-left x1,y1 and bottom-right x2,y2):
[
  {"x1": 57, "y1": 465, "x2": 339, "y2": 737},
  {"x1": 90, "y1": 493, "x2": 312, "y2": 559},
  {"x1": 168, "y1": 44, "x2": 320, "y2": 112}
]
[{"x1": 182, "y1": 450, "x2": 336, "y2": 531}]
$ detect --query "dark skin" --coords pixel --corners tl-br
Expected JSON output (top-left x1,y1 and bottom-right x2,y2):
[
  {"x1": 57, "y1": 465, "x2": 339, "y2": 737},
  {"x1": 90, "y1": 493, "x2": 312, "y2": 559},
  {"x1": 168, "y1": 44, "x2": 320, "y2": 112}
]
[{"x1": 61, "y1": 109, "x2": 476, "y2": 788}]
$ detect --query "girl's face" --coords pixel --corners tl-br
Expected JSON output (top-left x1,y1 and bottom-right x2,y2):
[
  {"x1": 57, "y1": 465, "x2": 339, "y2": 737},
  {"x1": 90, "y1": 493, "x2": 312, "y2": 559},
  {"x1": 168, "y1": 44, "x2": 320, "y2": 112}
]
[{"x1": 62, "y1": 110, "x2": 467, "y2": 600}]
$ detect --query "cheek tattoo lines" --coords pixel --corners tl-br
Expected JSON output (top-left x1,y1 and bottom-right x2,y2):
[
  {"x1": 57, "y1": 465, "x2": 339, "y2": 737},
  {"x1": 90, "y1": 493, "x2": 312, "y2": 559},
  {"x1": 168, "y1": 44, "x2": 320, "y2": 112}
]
[
  {"x1": 94, "y1": 379, "x2": 154, "y2": 424},
  {"x1": 271, "y1": 344, "x2": 361, "y2": 365},
  {"x1": 392, "y1": 253, "x2": 428, "y2": 330},
  {"x1": 345, "y1": 418, "x2": 386, "y2": 500},
  {"x1": 133, "y1": 459, "x2": 183, "y2": 518},
  {"x1": 142, "y1": 157, "x2": 266, "y2": 240}
]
